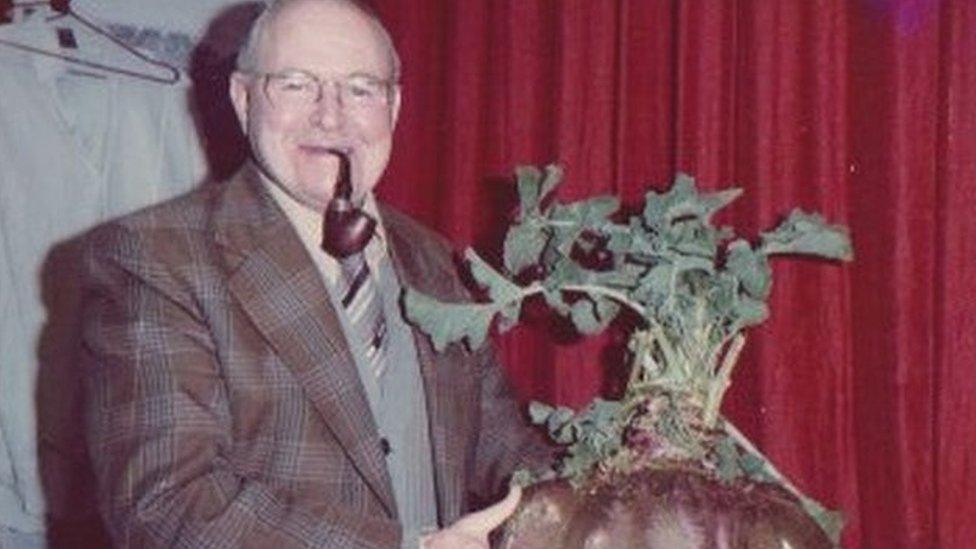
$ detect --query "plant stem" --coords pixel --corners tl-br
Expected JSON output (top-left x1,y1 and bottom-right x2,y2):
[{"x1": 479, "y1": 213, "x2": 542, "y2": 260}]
[
  {"x1": 647, "y1": 318, "x2": 683, "y2": 378},
  {"x1": 521, "y1": 282, "x2": 648, "y2": 318},
  {"x1": 722, "y1": 418, "x2": 805, "y2": 501},
  {"x1": 543, "y1": 220, "x2": 630, "y2": 234},
  {"x1": 562, "y1": 284, "x2": 648, "y2": 317},
  {"x1": 703, "y1": 334, "x2": 746, "y2": 428}
]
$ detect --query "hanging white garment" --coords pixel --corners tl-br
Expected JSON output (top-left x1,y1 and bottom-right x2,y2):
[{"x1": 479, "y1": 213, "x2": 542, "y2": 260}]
[
  {"x1": 76, "y1": 0, "x2": 262, "y2": 67},
  {"x1": 0, "y1": 16, "x2": 208, "y2": 534}
]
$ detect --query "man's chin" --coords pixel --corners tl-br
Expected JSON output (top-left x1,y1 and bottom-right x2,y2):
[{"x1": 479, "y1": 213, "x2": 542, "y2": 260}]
[
  {"x1": 292, "y1": 185, "x2": 334, "y2": 211},
  {"x1": 261, "y1": 174, "x2": 334, "y2": 211}
]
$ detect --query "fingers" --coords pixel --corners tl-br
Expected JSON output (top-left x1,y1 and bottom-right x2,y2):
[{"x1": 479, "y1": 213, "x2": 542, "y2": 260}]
[
  {"x1": 453, "y1": 484, "x2": 523, "y2": 536},
  {"x1": 421, "y1": 485, "x2": 525, "y2": 549}
]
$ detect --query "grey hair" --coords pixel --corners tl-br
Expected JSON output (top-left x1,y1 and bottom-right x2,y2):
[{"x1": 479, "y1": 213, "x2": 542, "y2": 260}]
[{"x1": 235, "y1": 0, "x2": 402, "y2": 81}]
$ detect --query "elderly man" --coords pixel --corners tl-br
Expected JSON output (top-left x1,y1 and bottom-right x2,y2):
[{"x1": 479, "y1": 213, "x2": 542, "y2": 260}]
[{"x1": 80, "y1": 0, "x2": 550, "y2": 547}]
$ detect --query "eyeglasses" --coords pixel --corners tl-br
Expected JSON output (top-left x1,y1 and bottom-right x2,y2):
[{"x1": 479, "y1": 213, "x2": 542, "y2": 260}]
[{"x1": 251, "y1": 70, "x2": 396, "y2": 110}]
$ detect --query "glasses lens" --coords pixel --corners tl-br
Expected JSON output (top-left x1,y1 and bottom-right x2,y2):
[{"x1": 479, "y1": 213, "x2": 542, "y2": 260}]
[
  {"x1": 265, "y1": 72, "x2": 318, "y2": 108},
  {"x1": 341, "y1": 76, "x2": 389, "y2": 105}
]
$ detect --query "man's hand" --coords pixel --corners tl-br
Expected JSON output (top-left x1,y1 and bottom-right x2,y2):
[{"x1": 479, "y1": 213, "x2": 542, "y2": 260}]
[{"x1": 420, "y1": 484, "x2": 522, "y2": 549}]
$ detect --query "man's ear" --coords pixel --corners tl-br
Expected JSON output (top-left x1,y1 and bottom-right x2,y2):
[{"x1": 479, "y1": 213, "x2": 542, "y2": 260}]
[
  {"x1": 229, "y1": 71, "x2": 251, "y2": 133},
  {"x1": 389, "y1": 84, "x2": 402, "y2": 128}
]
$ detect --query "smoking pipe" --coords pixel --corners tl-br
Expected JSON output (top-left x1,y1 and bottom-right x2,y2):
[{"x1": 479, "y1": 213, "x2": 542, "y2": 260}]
[{"x1": 320, "y1": 149, "x2": 377, "y2": 258}]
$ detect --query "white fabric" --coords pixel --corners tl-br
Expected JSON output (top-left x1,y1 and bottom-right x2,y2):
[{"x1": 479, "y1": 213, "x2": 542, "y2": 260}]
[
  {"x1": 0, "y1": 7, "x2": 179, "y2": 83},
  {"x1": 0, "y1": 525, "x2": 45, "y2": 549},
  {"x1": 0, "y1": 30, "x2": 208, "y2": 533},
  {"x1": 77, "y1": 0, "x2": 261, "y2": 44},
  {"x1": 76, "y1": 0, "x2": 263, "y2": 69}
]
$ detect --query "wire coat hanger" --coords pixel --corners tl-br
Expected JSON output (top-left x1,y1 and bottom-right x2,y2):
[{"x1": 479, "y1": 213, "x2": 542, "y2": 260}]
[{"x1": 0, "y1": 0, "x2": 181, "y2": 84}]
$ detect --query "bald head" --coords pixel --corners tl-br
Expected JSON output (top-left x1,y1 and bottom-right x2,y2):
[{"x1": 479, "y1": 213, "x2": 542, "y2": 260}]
[
  {"x1": 236, "y1": 0, "x2": 401, "y2": 81},
  {"x1": 228, "y1": 0, "x2": 402, "y2": 210}
]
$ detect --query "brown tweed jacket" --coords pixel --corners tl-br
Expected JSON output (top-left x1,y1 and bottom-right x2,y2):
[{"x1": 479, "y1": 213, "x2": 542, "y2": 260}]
[{"x1": 80, "y1": 163, "x2": 550, "y2": 548}]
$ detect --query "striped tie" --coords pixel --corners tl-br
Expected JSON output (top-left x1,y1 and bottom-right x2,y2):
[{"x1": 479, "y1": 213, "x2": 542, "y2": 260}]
[{"x1": 337, "y1": 253, "x2": 388, "y2": 379}]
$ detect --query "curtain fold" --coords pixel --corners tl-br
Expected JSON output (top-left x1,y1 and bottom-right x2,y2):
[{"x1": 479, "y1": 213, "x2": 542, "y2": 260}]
[
  {"x1": 936, "y1": 4, "x2": 976, "y2": 548},
  {"x1": 375, "y1": 1, "x2": 975, "y2": 547}
]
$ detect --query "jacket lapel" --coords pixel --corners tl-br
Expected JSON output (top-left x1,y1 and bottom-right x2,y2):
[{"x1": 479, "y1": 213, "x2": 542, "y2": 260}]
[
  {"x1": 381, "y1": 206, "x2": 471, "y2": 523},
  {"x1": 213, "y1": 164, "x2": 397, "y2": 516}
]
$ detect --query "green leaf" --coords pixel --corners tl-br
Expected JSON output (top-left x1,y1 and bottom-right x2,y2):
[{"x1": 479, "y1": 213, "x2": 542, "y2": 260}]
[
  {"x1": 465, "y1": 249, "x2": 524, "y2": 303},
  {"x1": 569, "y1": 300, "x2": 602, "y2": 335},
  {"x1": 542, "y1": 288, "x2": 572, "y2": 315},
  {"x1": 543, "y1": 257, "x2": 588, "y2": 290},
  {"x1": 595, "y1": 297, "x2": 622, "y2": 327},
  {"x1": 402, "y1": 290, "x2": 498, "y2": 351},
  {"x1": 515, "y1": 164, "x2": 564, "y2": 219},
  {"x1": 760, "y1": 209, "x2": 853, "y2": 261},
  {"x1": 497, "y1": 300, "x2": 523, "y2": 332},
  {"x1": 528, "y1": 401, "x2": 556, "y2": 425},
  {"x1": 553, "y1": 424, "x2": 577, "y2": 445},
  {"x1": 667, "y1": 222, "x2": 726, "y2": 259},
  {"x1": 633, "y1": 263, "x2": 674, "y2": 307},
  {"x1": 569, "y1": 297, "x2": 619, "y2": 335},
  {"x1": 672, "y1": 254, "x2": 715, "y2": 276},
  {"x1": 591, "y1": 262, "x2": 645, "y2": 289},
  {"x1": 626, "y1": 218, "x2": 663, "y2": 258},
  {"x1": 642, "y1": 181, "x2": 685, "y2": 230},
  {"x1": 549, "y1": 406, "x2": 575, "y2": 429},
  {"x1": 605, "y1": 228, "x2": 634, "y2": 255},
  {"x1": 726, "y1": 239, "x2": 772, "y2": 299},
  {"x1": 528, "y1": 401, "x2": 578, "y2": 445},
  {"x1": 503, "y1": 219, "x2": 549, "y2": 275},
  {"x1": 644, "y1": 173, "x2": 742, "y2": 230},
  {"x1": 552, "y1": 225, "x2": 583, "y2": 258},
  {"x1": 587, "y1": 399, "x2": 624, "y2": 429},
  {"x1": 515, "y1": 165, "x2": 543, "y2": 217},
  {"x1": 551, "y1": 195, "x2": 621, "y2": 226},
  {"x1": 715, "y1": 436, "x2": 743, "y2": 482},
  {"x1": 547, "y1": 407, "x2": 577, "y2": 444},
  {"x1": 732, "y1": 294, "x2": 769, "y2": 329},
  {"x1": 642, "y1": 175, "x2": 742, "y2": 269},
  {"x1": 539, "y1": 165, "x2": 563, "y2": 207}
]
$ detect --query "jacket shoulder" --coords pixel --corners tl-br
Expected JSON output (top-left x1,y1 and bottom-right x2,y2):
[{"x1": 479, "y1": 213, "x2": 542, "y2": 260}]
[
  {"x1": 379, "y1": 204, "x2": 468, "y2": 300},
  {"x1": 82, "y1": 182, "x2": 224, "y2": 284},
  {"x1": 380, "y1": 205, "x2": 454, "y2": 257},
  {"x1": 105, "y1": 183, "x2": 220, "y2": 235}
]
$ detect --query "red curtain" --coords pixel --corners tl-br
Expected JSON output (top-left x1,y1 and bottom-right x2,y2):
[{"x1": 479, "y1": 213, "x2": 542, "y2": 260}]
[{"x1": 373, "y1": 1, "x2": 976, "y2": 547}]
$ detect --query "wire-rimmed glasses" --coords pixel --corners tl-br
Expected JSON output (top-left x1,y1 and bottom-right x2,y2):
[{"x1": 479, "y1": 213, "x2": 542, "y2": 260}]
[{"x1": 250, "y1": 69, "x2": 396, "y2": 111}]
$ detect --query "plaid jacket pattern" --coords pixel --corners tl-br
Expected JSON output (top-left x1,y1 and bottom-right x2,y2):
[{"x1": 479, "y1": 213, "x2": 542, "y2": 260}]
[{"x1": 80, "y1": 163, "x2": 550, "y2": 548}]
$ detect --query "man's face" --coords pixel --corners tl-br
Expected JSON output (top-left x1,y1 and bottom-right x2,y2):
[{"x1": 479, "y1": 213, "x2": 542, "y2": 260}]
[{"x1": 230, "y1": 0, "x2": 400, "y2": 211}]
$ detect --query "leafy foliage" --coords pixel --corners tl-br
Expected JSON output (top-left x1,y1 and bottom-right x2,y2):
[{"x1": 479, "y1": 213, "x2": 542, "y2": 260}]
[
  {"x1": 761, "y1": 209, "x2": 853, "y2": 260},
  {"x1": 402, "y1": 292, "x2": 499, "y2": 352},
  {"x1": 529, "y1": 399, "x2": 626, "y2": 484},
  {"x1": 403, "y1": 165, "x2": 851, "y2": 544}
]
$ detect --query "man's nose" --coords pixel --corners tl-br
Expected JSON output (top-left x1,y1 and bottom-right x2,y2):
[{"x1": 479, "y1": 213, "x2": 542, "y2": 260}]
[{"x1": 309, "y1": 83, "x2": 345, "y2": 129}]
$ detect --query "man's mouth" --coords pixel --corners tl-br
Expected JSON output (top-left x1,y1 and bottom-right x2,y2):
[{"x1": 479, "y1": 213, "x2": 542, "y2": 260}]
[{"x1": 299, "y1": 144, "x2": 344, "y2": 156}]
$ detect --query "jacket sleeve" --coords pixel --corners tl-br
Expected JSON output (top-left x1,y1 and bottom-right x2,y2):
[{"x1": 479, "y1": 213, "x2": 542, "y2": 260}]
[{"x1": 81, "y1": 223, "x2": 399, "y2": 549}]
